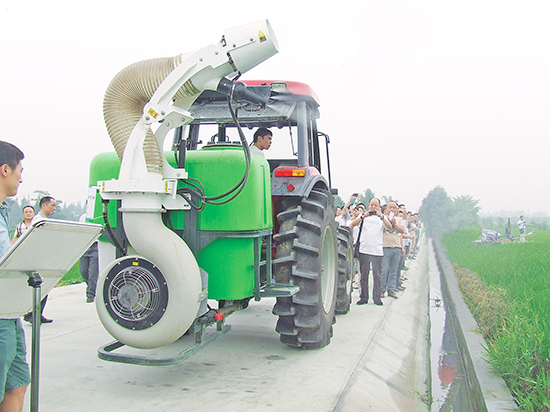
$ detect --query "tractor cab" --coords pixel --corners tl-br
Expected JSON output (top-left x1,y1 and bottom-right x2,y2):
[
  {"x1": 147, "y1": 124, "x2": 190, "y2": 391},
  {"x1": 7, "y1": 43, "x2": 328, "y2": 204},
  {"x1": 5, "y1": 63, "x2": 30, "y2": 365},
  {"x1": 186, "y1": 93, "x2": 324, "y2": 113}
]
[{"x1": 173, "y1": 80, "x2": 333, "y2": 194}]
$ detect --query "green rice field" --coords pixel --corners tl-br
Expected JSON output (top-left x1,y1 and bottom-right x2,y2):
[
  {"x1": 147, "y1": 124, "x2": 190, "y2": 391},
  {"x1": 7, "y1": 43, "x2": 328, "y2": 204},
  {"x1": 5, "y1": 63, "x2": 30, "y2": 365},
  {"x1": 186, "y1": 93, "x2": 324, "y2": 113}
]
[{"x1": 442, "y1": 227, "x2": 550, "y2": 411}]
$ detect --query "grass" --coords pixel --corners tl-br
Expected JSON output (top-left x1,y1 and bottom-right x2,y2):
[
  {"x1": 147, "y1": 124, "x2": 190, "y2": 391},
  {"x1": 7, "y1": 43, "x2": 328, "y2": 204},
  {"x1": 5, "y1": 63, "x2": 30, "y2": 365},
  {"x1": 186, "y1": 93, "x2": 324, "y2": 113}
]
[
  {"x1": 57, "y1": 261, "x2": 84, "y2": 286},
  {"x1": 443, "y1": 227, "x2": 550, "y2": 412}
]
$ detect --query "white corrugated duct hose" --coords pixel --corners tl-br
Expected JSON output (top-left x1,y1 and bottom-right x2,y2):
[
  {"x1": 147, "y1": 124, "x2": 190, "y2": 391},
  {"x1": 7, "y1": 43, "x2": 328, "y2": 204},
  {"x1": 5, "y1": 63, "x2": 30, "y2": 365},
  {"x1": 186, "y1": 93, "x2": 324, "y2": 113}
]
[
  {"x1": 99, "y1": 54, "x2": 208, "y2": 349},
  {"x1": 103, "y1": 54, "x2": 186, "y2": 174}
]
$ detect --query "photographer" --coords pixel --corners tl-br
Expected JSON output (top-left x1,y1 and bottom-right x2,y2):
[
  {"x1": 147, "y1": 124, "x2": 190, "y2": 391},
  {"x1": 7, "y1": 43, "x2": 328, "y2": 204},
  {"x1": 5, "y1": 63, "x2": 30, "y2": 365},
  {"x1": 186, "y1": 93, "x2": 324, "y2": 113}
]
[
  {"x1": 380, "y1": 201, "x2": 406, "y2": 299},
  {"x1": 350, "y1": 198, "x2": 392, "y2": 306},
  {"x1": 346, "y1": 202, "x2": 366, "y2": 243},
  {"x1": 336, "y1": 193, "x2": 361, "y2": 226}
]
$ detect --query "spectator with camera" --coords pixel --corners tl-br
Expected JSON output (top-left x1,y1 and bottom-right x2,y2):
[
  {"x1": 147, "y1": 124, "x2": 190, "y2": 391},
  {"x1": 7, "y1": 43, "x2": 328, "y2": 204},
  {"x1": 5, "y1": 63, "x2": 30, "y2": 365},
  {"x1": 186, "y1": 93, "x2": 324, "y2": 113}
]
[
  {"x1": 346, "y1": 202, "x2": 366, "y2": 246},
  {"x1": 349, "y1": 198, "x2": 392, "y2": 306},
  {"x1": 336, "y1": 193, "x2": 360, "y2": 226},
  {"x1": 346, "y1": 201, "x2": 366, "y2": 289},
  {"x1": 380, "y1": 201, "x2": 406, "y2": 299}
]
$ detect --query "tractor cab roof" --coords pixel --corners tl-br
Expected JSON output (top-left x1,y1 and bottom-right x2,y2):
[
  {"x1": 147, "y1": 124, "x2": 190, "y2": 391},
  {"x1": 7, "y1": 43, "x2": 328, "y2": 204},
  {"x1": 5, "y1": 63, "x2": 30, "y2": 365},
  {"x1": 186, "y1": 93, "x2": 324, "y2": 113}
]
[
  {"x1": 240, "y1": 80, "x2": 320, "y2": 106},
  {"x1": 185, "y1": 80, "x2": 320, "y2": 128}
]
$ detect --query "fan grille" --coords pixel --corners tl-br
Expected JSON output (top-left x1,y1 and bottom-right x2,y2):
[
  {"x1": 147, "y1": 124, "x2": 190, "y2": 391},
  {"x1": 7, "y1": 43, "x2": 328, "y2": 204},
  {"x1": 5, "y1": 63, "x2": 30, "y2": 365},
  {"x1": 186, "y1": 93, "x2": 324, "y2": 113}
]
[
  {"x1": 108, "y1": 266, "x2": 162, "y2": 322},
  {"x1": 103, "y1": 257, "x2": 169, "y2": 330}
]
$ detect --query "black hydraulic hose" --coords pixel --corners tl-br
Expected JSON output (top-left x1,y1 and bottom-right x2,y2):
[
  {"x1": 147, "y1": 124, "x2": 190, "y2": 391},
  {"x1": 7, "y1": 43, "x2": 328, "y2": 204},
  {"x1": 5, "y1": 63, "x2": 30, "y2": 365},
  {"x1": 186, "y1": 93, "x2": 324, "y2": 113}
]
[
  {"x1": 102, "y1": 200, "x2": 126, "y2": 256},
  {"x1": 177, "y1": 178, "x2": 206, "y2": 212},
  {"x1": 203, "y1": 95, "x2": 251, "y2": 204},
  {"x1": 177, "y1": 77, "x2": 252, "y2": 208}
]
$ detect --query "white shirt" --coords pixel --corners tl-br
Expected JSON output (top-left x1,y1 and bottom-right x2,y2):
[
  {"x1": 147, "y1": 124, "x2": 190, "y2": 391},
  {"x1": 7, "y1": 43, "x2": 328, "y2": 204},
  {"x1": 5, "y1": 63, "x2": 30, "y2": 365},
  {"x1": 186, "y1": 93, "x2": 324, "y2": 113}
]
[
  {"x1": 335, "y1": 214, "x2": 346, "y2": 226},
  {"x1": 402, "y1": 224, "x2": 410, "y2": 246},
  {"x1": 358, "y1": 215, "x2": 385, "y2": 256},
  {"x1": 249, "y1": 145, "x2": 264, "y2": 157},
  {"x1": 346, "y1": 218, "x2": 360, "y2": 244},
  {"x1": 31, "y1": 212, "x2": 47, "y2": 225}
]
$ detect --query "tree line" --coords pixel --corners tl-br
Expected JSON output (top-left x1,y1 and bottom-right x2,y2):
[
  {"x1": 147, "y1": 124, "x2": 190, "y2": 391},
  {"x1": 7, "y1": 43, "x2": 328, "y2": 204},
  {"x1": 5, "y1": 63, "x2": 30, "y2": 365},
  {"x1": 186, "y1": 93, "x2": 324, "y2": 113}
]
[
  {"x1": 334, "y1": 188, "x2": 393, "y2": 209},
  {"x1": 5, "y1": 190, "x2": 85, "y2": 234},
  {"x1": 418, "y1": 185, "x2": 547, "y2": 239},
  {"x1": 418, "y1": 186, "x2": 480, "y2": 239}
]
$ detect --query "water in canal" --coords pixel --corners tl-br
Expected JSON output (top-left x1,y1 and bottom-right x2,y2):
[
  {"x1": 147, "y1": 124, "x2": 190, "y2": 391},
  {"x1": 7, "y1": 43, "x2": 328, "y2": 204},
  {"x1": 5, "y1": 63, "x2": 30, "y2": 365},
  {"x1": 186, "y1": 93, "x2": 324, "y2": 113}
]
[{"x1": 428, "y1": 241, "x2": 474, "y2": 411}]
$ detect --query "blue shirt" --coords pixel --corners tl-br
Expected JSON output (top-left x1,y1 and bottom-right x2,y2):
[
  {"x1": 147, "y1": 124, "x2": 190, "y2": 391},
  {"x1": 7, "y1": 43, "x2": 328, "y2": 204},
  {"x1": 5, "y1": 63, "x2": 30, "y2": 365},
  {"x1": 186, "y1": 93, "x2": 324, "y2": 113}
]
[
  {"x1": 0, "y1": 202, "x2": 14, "y2": 320},
  {"x1": 0, "y1": 201, "x2": 11, "y2": 259}
]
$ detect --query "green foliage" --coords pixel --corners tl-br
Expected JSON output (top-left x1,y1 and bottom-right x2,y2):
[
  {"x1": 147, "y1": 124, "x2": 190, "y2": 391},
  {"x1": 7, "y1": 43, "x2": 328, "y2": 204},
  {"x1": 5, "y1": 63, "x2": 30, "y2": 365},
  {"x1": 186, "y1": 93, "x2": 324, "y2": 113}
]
[
  {"x1": 57, "y1": 261, "x2": 83, "y2": 286},
  {"x1": 452, "y1": 195, "x2": 481, "y2": 228},
  {"x1": 419, "y1": 186, "x2": 481, "y2": 239},
  {"x1": 55, "y1": 201, "x2": 85, "y2": 221},
  {"x1": 419, "y1": 186, "x2": 454, "y2": 238},
  {"x1": 335, "y1": 188, "x2": 376, "y2": 209},
  {"x1": 443, "y1": 229, "x2": 550, "y2": 411},
  {"x1": 363, "y1": 188, "x2": 375, "y2": 203}
]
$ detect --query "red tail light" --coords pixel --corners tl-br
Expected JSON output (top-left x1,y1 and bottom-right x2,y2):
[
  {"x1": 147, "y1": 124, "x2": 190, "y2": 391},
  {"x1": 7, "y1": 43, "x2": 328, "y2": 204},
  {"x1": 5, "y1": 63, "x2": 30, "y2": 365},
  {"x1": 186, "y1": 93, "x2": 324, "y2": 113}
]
[{"x1": 274, "y1": 169, "x2": 306, "y2": 177}]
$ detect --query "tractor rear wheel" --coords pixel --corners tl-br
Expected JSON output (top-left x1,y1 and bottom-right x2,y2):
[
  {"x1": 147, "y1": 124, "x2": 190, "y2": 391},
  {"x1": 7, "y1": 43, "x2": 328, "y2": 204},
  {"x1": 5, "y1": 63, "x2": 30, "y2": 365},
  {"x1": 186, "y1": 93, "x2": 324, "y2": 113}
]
[
  {"x1": 272, "y1": 189, "x2": 338, "y2": 349},
  {"x1": 335, "y1": 226, "x2": 353, "y2": 314}
]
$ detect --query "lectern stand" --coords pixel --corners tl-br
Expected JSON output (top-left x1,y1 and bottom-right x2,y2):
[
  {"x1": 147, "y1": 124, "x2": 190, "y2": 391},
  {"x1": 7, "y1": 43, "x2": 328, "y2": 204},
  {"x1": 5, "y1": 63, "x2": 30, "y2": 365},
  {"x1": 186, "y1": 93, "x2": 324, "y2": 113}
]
[{"x1": 0, "y1": 219, "x2": 102, "y2": 412}]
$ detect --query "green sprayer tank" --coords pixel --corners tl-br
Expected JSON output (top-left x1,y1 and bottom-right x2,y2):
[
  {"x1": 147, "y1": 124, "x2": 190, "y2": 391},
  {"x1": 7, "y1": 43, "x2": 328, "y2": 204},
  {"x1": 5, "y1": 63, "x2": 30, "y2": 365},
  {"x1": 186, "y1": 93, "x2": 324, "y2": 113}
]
[{"x1": 89, "y1": 145, "x2": 272, "y2": 301}]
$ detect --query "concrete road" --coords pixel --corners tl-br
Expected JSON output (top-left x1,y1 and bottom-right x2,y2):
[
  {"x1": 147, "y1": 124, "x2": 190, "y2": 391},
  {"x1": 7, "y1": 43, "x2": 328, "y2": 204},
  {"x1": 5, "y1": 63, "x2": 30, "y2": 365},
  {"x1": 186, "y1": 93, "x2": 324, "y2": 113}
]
[{"x1": 22, "y1": 240, "x2": 430, "y2": 412}]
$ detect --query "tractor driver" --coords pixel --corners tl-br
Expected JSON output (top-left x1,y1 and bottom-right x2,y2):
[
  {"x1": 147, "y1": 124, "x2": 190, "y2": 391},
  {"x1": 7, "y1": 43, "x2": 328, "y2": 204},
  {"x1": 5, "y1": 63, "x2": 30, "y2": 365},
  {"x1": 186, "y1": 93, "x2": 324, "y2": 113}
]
[{"x1": 249, "y1": 128, "x2": 272, "y2": 157}]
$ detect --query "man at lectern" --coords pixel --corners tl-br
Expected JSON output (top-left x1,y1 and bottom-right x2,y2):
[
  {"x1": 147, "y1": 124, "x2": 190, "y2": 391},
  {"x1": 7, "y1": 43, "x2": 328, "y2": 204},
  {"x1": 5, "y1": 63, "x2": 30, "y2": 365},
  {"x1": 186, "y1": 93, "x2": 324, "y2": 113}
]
[{"x1": 0, "y1": 141, "x2": 30, "y2": 412}]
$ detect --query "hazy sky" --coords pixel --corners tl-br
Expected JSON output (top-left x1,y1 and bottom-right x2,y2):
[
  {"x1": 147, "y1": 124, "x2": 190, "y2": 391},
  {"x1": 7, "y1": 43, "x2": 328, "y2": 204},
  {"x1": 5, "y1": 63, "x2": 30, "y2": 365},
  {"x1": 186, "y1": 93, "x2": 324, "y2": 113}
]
[{"x1": 1, "y1": 0, "x2": 549, "y2": 214}]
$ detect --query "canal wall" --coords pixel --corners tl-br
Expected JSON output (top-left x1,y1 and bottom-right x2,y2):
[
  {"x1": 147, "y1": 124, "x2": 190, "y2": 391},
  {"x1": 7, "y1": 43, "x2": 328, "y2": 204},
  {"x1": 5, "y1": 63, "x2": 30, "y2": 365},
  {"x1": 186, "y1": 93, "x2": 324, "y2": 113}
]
[{"x1": 432, "y1": 240, "x2": 519, "y2": 411}]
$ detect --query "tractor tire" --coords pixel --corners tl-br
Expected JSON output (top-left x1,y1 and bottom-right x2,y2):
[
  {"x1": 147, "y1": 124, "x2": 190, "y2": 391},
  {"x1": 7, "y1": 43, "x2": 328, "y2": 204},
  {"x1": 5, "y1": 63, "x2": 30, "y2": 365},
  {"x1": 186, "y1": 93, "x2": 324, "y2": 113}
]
[
  {"x1": 335, "y1": 225, "x2": 354, "y2": 314},
  {"x1": 272, "y1": 188, "x2": 338, "y2": 349}
]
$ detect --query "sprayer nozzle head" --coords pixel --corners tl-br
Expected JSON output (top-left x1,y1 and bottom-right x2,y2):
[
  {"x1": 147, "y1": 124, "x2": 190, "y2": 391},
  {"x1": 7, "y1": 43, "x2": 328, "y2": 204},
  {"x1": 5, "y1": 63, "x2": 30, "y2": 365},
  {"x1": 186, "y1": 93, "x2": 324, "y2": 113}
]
[{"x1": 217, "y1": 78, "x2": 270, "y2": 107}]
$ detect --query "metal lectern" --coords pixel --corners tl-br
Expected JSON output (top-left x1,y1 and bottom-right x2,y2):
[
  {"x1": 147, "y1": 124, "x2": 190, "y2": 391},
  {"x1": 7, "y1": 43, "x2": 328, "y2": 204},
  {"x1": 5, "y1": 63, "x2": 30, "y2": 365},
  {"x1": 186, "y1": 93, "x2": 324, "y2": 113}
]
[{"x1": 0, "y1": 219, "x2": 102, "y2": 412}]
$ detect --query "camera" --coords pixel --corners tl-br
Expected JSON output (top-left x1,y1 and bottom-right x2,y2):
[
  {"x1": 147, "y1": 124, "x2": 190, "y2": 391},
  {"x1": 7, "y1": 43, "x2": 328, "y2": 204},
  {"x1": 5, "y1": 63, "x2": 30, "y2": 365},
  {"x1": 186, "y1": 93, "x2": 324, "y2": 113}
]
[
  {"x1": 352, "y1": 193, "x2": 358, "y2": 197},
  {"x1": 368, "y1": 210, "x2": 377, "y2": 216}
]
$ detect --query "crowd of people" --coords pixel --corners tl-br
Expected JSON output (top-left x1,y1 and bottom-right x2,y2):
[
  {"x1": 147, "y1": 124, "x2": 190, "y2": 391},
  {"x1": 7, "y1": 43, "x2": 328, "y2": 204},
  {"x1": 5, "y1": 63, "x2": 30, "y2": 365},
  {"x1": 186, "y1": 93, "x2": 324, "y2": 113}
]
[{"x1": 336, "y1": 193, "x2": 421, "y2": 307}]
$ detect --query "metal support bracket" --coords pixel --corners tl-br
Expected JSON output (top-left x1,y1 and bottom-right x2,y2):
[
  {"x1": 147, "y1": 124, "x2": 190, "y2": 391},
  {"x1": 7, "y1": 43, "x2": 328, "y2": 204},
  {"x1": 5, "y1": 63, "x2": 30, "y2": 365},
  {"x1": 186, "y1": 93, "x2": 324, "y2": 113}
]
[
  {"x1": 97, "y1": 320, "x2": 230, "y2": 366},
  {"x1": 27, "y1": 271, "x2": 43, "y2": 412},
  {"x1": 259, "y1": 283, "x2": 300, "y2": 298}
]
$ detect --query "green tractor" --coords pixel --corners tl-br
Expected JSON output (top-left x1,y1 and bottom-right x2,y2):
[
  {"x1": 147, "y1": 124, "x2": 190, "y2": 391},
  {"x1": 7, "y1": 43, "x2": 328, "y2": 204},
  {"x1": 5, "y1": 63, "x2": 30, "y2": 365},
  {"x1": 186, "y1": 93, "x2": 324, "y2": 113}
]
[{"x1": 87, "y1": 22, "x2": 354, "y2": 359}]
